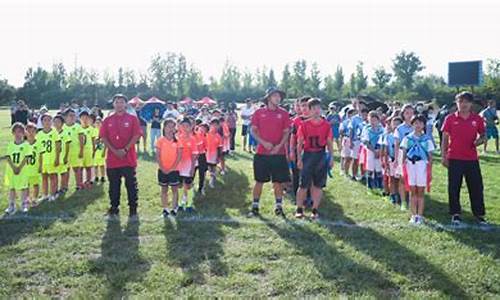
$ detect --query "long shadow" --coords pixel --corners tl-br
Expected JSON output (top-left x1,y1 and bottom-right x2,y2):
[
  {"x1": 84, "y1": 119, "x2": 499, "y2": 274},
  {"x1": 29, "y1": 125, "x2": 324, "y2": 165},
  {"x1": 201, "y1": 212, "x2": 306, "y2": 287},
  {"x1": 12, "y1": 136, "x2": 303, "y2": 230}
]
[
  {"x1": 0, "y1": 184, "x2": 104, "y2": 248},
  {"x1": 163, "y1": 166, "x2": 249, "y2": 286},
  {"x1": 424, "y1": 195, "x2": 500, "y2": 260},
  {"x1": 90, "y1": 219, "x2": 150, "y2": 298},
  {"x1": 230, "y1": 151, "x2": 253, "y2": 162},
  {"x1": 319, "y1": 189, "x2": 469, "y2": 297},
  {"x1": 261, "y1": 215, "x2": 397, "y2": 296}
]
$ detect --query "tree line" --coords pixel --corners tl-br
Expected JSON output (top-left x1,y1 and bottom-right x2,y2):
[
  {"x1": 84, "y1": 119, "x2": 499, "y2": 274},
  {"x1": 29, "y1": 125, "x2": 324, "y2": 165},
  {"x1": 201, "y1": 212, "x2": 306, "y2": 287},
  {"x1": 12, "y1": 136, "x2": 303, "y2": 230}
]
[{"x1": 1, "y1": 51, "x2": 499, "y2": 109}]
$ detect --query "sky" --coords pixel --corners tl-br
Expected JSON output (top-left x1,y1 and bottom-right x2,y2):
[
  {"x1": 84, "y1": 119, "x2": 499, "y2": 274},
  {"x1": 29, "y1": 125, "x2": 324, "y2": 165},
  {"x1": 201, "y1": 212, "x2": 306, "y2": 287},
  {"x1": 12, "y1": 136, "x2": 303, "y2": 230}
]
[{"x1": 1, "y1": 0, "x2": 499, "y2": 87}]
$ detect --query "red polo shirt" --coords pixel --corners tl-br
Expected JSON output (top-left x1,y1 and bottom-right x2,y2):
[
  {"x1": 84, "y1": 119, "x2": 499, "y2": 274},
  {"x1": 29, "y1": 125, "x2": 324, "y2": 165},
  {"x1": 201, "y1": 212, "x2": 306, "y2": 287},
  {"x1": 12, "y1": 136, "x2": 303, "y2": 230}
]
[
  {"x1": 251, "y1": 106, "x2": 291, "y2": 155},
  {"x1": 442, "y1": 112, "x2": 485, "y2": 161},
  {"x1": 99, "y1": 112, "x2": 142, "y2": 168}
]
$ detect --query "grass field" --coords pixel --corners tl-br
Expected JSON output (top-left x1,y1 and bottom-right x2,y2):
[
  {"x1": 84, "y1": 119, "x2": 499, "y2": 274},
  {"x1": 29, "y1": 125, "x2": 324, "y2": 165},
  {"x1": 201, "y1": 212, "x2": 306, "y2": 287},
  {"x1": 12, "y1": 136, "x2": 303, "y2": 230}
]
[{"x1": 0, "y1": 110, "x2": 499, "y2": 298}]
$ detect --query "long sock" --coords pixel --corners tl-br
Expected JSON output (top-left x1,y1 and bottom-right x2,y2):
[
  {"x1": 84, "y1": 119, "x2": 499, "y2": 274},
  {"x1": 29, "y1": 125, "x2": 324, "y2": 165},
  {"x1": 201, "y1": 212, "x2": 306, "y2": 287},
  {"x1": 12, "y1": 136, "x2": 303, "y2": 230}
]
[
  {"x1": 275, "y1": 198, "x2": 283, "y2": 208},
  {"x1": 375, "y1": 172, "x2": 383, "y2": 189},
  {"x1": 252, "y1": 198, "x2": 259, "y2": 208},
  {"x1": 186, "y1": 189, "x2": 193, "y2": 207}
]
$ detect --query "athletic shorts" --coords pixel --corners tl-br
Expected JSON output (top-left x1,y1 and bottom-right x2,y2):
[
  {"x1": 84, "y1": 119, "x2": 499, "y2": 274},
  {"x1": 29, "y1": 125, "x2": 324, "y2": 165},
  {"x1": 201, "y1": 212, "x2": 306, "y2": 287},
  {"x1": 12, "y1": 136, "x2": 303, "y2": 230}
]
[
  {"x1": 94, "y1": 151, "x2": 106, "y2": 167},
  {"x1": 340, "y1": 137, "x2": 351, "y2": 158},
  {"x1": 404, "y1": 160, "x2": 428, "y2": 187},
  {"x1": 486, "y1": 126, "x2": 499, "y2": 139},
  {"x1": 253, "y1": 154, "x2": 290, "y2": 183},
  {"x1": 180, "y1": 176, "x2": 194, "y2": 185},
  {"x1": 241, "y1": 124, "x2": 249, "y2": 136},
  {"x1": 28, "y1": 173, "x2": 41, "y2": 186},
  {"x1": 158, "y1": 169, "x2": 180, "y2": 187},
  {"x1": 197, "y1": 154, "x2": 208, "y2": 173},
  {"x1": 4, "y1": 172, "x2": 28, "y2": 191},
  {"x1": 349, "y1": 140, "x2": 361, "y2": 160},
  {"x1": 68, "y1": 151, "x2": 83, "y2": 168},
  {"x1": 299, "y1": 151, "x2": 328, "y2": 188},
  {"x1": 82, "y1": 150, "x2": 94, "y2": 168},
  {"x1": 57, "y1": 163, "x2": 69, "y2": 175},
  {"x1": 395, "y1": 150, "x2": 404, "y2": 178},
  {"x1": 42, "y1": 162, "x2": 58, "y2": 175},
  {"x1": 365, "y1": 149, "x2": 382, "y2": 172}
]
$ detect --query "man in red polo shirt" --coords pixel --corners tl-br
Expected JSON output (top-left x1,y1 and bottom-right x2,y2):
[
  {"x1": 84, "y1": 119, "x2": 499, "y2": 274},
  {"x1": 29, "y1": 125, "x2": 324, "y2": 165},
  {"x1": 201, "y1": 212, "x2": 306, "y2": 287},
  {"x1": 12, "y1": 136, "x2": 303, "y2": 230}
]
[
  {"x1": 249, "y1": 87, "x2": 291, "y2": 217},
  {"x1": 100, "y1": 94, "x2": 142, "y2": 219},
  {"x1": 441, "y1": 91, "x2": 487, "y2": 226}
]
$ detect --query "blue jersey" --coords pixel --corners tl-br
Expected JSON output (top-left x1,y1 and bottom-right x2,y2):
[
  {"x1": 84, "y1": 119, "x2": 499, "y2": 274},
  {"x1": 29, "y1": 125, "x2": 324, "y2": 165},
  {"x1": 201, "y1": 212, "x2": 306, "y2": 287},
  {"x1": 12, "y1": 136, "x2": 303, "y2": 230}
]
[
  {"x1": 361, "y1": 124, "x2": 384, "y2": 149},
  {"x1": 394, "y1": 123, "x2": 414, "y2": 147},
  {"x1": 383, "y1": 132, "x2": 396, "y2": 160},
  {"x1": 401, "y1": 133, "x2": 435, "y2": 162},
  {"x1": 349, "y1": 115, "x2": 364, "y2": 141},
  {"x1": 339, "y1": 119, "x2": 351, "y2": 137},
  {"x1": 327, "y1": 113, "x2": 341, "y2": 129}
]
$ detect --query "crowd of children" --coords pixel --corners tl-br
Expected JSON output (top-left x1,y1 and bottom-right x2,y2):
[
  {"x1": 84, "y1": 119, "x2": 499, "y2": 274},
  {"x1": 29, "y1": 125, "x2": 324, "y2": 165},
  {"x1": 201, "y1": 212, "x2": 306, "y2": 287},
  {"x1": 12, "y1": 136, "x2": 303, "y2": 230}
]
[{"x1": 2, "y1": 109, "x2": 106, "y2": 214}]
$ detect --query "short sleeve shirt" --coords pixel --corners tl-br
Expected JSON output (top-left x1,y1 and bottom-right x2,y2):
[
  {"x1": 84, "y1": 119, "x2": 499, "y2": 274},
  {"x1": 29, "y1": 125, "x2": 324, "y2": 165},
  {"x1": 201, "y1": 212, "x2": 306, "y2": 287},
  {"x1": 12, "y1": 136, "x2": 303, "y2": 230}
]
[
  {"x1": 442, "y1": 112, "x2": 485, "y2": 161},
  {"x1": 251, "y1": 107, "x2": 291, "y2": 155},
  {"x1": 297, "y1": 118, "x2": 332, "y2": 152}
]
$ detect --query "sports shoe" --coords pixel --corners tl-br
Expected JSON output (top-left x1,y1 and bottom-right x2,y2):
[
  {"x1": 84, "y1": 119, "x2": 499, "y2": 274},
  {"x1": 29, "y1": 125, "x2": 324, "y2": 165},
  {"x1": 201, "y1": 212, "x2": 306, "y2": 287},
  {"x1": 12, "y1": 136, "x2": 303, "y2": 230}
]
[
  {"x1": 274, "y1": 206, "x2": 284, "y2": 216},
  {"x1": 170, "y1": 209, "x2": 177, "y2": 217},
  {"x1": 294, "y1": 207, "x2": 305, "y2": 219},
  {"x1": 310, "y1": 208, "x2": 320, "y2": 220},
  {"x1": 100, "y1": 177, "x2": 106, "y2": 183},
  {"x1": 129, "y1": 207, "x2": 138, "y2": 221},
  {"x1": 220, "y1": 170, "x2": 226, "y2": 176},
  {"x1": 162, "y1": 209, "x2": 169, "y2": 218},
  {"x1": 451, "y1": 215, "x2": 462, "y2": 226},
  {"x1": 248, "y1": 206, "x2": 259, "y2": 217},
  {"x1": 4, "y1": 204, "x2": 16, "y2": 215},
  {"x1": 476, "y1": 217, "x2": 488, "y2": 226},
  {"x1": 48, "y1": 195, "x2": 56, "y2": 202},
  {"x1": 106, "y1": 207, "x2": 119, "y2": 221},
  {"x1": 186, "y1": 206, "x2": 195, "y2": 213},
  {"x1": 22, "y1": 202, "x2": 29, "y2": 213},
  {"x1": 416, "y1": 215, "x2": 424, "y2": 225},
  {"x1": 409, "y1": 215, "x2": 417, "y2": 224}
]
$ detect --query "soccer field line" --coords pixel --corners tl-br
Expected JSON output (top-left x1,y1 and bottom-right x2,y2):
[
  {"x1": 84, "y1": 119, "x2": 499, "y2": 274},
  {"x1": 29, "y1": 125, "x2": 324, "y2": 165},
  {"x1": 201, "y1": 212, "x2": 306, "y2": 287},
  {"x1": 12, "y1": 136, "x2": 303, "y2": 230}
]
[{"x1": 1, "y1": 214, "x2": 498, "y2": 232}]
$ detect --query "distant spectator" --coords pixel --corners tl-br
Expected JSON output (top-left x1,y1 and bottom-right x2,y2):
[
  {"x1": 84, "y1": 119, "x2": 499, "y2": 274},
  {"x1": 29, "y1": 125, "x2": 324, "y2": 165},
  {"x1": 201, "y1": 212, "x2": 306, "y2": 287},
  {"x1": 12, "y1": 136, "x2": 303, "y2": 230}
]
[{"x1": 13, "y1": 100, "x2": 30, "y2": 125}]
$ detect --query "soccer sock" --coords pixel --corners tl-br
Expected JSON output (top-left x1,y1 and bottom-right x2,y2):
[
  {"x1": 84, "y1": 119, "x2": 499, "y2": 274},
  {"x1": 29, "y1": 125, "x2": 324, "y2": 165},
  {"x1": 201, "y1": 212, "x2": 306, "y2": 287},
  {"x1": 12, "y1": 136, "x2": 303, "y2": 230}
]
[
  {"x1": 252, "y1": 198, "x2": 259, "y2": 208},
  {"x1": 186, "y1": 189, "x2": 193, "y2": 207},
  {"x1": 275, "y1": 198, "x2": 283, "y2": 208}
]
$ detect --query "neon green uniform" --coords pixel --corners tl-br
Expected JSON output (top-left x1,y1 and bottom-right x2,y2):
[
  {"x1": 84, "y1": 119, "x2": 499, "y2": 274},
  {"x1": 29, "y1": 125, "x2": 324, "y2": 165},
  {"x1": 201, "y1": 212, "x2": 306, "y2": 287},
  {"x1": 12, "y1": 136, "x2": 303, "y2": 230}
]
[
  {"x1": 38, "y1": 129, "x2": 61, "y2": 174},
  {"x1": 4, "y1": 141, "x2": 32, "y2": 191},
  {"x1": 63, "y1": 123, "x2": 84, "y2": 168},
  {"x1": 80, "y1": 125, "x2": 95, "y2": 168},
  {"x1": 93, "y1": 126, "x2": 105, "y2": 167},
  {"x1": 26, "y1": 139, "x2": 44, "y2": 186}
]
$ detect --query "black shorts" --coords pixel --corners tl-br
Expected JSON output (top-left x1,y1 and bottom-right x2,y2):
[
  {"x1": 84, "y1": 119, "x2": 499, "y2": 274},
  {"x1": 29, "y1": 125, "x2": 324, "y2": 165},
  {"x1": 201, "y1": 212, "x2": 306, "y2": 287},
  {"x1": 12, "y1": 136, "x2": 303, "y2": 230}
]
[
  {"x1": 180, "y1": 176, "x2": 194, "y2": 185},
  {"x1": 299, "y1": 151, "x2": 328, "y2": 188},
  {"x1": 158, "y1": 170, "x2": 180, "y2": 187},
  {"x1": 242, "y1": 124, "x2": 249, "y2": 136},
  {"x1": 253, "y1": 154, "x2": 290, "y2": 183},
  {"x1": 197, "y1": 153, "x2": 208, "y2": 173}
]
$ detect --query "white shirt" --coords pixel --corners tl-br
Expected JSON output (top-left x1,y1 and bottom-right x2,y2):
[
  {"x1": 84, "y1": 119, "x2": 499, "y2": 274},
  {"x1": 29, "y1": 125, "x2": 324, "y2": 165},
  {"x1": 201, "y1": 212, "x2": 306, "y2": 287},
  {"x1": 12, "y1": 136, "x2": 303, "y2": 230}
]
[
  {"x1": 163, "y1": 109, "x2": 180, "y2": 119},
  {"x1": 240, "y1": 106, "x2": 255, "y2": 126}
]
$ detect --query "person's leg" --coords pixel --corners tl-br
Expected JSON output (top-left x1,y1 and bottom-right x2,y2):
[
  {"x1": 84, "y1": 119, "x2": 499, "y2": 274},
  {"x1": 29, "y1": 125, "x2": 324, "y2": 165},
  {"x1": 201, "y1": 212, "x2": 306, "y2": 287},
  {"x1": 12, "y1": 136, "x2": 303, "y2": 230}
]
[
  {"x1": 409, "y1": 186, "x2": 417, "y2": 218},
  {"x1": 171, "y1": 185, "x2": 179, "y2": 211},
  {"x1": 352, "y1": 159, "x2": 359, "y2": 179},
  {"x1": 50, "y1": 174, "x2": 58, "y2": 196},
  {"x1": 447, "y1": 159, "x2": 464, "y2": 217},
  {"x1": 272, "y1": 182, "x2": 284, "y2": 207},
  {"x1": 8, "y1": 189, "x2": 16, "y2": 211},
  {"x1": 464, "y1": 160, "x2": 485, "y2": 218},
  {"x1": 311, "y1": 185, "x2": 323, "y2": 209},
  {"x1": 417, "y1": 187, "x2": 425, "y2": 217},
  {"x1": 106, "y1": 168, "x2": 122, "y2": 211},
  {"x1": 61, "y1": 172, "x2": 69, "y2": 190},
  {"x1": 495, "y1": 134, "x2": 499, "y2": 153},
  {"x1": 123, "y1": 167, "x2": 139, "y2": 214},
  {"x1": 32, "y1": 184, "x2": 40, "y2": 203},
  {"x1": 230, "y1": 128, "x2": 236, "y2": 151},
  {"x1": 161, "y1": 186, "x2": 169, "y2": 209},
  {"x1": 42, "y1": 173, "x2": 49, "y2": 197}
]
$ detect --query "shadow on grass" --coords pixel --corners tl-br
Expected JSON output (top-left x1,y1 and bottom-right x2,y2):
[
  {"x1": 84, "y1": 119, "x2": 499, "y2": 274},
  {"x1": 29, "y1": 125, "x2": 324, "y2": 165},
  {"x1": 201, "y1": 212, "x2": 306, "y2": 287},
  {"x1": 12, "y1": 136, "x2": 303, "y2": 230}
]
[
  {"x1": 0, "y1": 184, "x2": 104, "y2": 248},
  {"x1": 424, "y1": 195, "x2": 500, "y2": 260},
  {"x1": 317, "y1": 190, "x2": 469, "y2": 297},
  {"x1": 90, "y1": 219, "x2": 150, "y2": 298},
  {"x1": 261, "y1": 213, "x2": 398, "y2": 297},
  {"x1": 162, "y1": 166, "x2": 250, "y2": 286}
]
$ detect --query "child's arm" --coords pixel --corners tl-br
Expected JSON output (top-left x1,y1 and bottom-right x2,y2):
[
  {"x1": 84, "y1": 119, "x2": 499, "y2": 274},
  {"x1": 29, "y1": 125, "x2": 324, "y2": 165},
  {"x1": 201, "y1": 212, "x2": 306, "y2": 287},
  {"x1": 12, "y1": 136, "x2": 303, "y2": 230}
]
[
  {"x1": 172, "y1": 147, "x2": 182, "y2": 171},
  {"x1": 155, "y1": 147, "x2": 167, "y2": 174},
  {"x1": 79, "y1": 133, "x2": 85, "y2": 158},
  {"x1": 17, "y1": 157, "x2": 29, "y2": 174},
  {"x1": 92, "y1": 136, "x2": 96, "y2": 157},
  {"x1": 326, "y1": 136, "x2": 334, "y2": 168},
  {"x1": 296, "y1": 134, "x2": 304, "y2": 170},
  {"x1": 55, "y1": 140, "x2": 61, "y2": 166},
  {"x1": 64, "y1": 141, "x2": 70, "y2": 164}
]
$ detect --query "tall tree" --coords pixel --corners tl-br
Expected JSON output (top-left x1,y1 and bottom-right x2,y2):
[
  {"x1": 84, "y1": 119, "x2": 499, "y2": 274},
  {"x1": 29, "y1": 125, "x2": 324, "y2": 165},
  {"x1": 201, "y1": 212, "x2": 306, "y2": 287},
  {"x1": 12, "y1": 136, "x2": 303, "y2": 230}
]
[
  {"x1": 372, "y1": 66, "x2": 392, "y2": 90},
  {"x1": 392, "y1": 51, "x2": 424, "y2": 89}
]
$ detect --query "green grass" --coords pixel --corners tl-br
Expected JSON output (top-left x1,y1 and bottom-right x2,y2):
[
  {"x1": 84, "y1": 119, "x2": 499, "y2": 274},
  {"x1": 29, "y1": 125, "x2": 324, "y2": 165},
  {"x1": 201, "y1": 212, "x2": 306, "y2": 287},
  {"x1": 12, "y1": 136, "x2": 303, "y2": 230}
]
[{"x1": 0, "y1": 110, "x2": 499, "y2": 298}]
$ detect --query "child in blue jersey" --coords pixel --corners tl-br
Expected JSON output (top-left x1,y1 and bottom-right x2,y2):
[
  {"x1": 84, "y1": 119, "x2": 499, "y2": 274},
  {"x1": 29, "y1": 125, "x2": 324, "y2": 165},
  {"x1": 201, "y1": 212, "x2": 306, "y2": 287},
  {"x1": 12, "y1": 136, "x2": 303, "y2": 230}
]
[
  {"x1": 394, "y1": 104, "x2": 415, "y2": 210},
  {"x1": 348, "y1": 106, "x2": 367, "y2": 181},
  {"x1": 361, "y1": 111, "x2": 384, "y2": 190},
  {"x1": 401, "y1": 115, "x2": 435, "y2": 225},
  {"x1": 381, "y1": 117, "x2": 403, "y2": 205},
  {"x1": 340, "y1": 109, "x2": 355, "y2": 176},
  {"x1": 327, "y1": 103, "x2": 342, "y2": 152}
]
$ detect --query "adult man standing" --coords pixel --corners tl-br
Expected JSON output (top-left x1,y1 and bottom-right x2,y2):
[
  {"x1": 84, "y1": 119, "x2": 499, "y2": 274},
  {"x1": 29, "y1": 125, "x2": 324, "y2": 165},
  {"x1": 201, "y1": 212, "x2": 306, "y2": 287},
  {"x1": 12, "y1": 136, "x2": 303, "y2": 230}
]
[
  {"x1": 441, "y1": 92, "x2": 488, "y2": 226},
  {"x1": 240, "y1": 99, "x2": 255, "y2": 152},
  {"x1": 249, "y1": 88, "x2": 291, "y2": 217},
  {"x1": 100, "y1": 94, "x2": 143, "y2": 220}
]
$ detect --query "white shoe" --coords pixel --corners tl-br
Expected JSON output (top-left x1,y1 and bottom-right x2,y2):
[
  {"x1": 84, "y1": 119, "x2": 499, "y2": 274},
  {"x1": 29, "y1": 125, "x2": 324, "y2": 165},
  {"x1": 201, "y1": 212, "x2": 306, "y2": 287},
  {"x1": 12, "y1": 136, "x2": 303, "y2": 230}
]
[
  {"x1": 5, "y1": 205, "x2": 16, "y2": 215},
  {"x1": 416, "y1": 215, "x2": 424, "y2": 225},
  {"x1": 409, "y1": 215, "x2": 416, "y2": 224},
  {"x1": 22, "y1": 203, "x2": 29, "y2": 213},
  {"x1": 48, "y1": 195, "x2": 55, "y2": 202},
  {"x1": 220, "y1": 170, "x2": 226, "y2": 176}
]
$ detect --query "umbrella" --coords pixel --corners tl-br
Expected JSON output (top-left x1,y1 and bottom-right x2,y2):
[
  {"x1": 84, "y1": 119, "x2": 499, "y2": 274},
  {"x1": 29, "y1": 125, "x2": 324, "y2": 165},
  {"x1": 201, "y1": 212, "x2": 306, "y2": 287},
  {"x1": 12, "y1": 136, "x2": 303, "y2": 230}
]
[
  {"x1": 128, "y1": 96, "x2": 144, "y2": 108},
  {"x1": 196, "y1": 97, "x2": 217, "y2": 106},
  {"x1": 140, "y1": 97, "x2": 166, "y2": 122},
  {"x1": 179, "y1": 97, "x2": 194, "y2": 105}
]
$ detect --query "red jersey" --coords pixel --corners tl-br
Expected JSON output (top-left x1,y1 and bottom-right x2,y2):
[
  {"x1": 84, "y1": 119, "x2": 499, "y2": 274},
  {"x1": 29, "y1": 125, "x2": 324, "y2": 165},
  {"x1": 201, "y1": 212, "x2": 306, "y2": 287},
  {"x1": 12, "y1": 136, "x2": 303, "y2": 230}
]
[
  {"x1": 206, "y1": 131, "x2": 223, "y2": 164},
  {"x1": 442, "y1": 112, "x2": 485, "y2": 161},
  {"x1": 251, "y1": 107, "x2": 291, "y2": 155},
  {"x1": 291, "y1": 116, "x2": 307, "y2": 150},
  {"x1": 297, "y1": 118, "x2": 332, "y2": 152},
  {"x1": 195, "y1": 130, "x2": 207, "y2": 154},
  {"x1": 176, "y1": 134, "x2": 199, "y2": 177},
  {"x1": 99, "y1": 112, "x2": 142, "y2": 168}
]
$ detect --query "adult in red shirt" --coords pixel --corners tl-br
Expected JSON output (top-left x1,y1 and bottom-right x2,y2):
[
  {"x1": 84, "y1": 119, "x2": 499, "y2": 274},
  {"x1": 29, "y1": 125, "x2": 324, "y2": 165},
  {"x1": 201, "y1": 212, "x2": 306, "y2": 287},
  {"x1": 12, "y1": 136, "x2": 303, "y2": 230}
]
[
  {"x1": 441, "y1": 92, "x2": 487, "y2": 226},
  {"x1": 100, "y1": 94, "x2": 142, "y2": 219},
  {"x1": 249, "y1": 87, "x2": 291, "y2": 217}
]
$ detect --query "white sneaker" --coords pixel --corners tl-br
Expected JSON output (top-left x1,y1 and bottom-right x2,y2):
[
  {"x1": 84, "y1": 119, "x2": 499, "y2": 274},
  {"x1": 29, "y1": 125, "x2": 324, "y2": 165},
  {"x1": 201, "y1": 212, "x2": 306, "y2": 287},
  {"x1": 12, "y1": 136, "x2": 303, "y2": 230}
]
[
  {"x1": 4, "y1": 205, "x2": 16, "y2": 215},
  {"x1": 416, "y1": 215, "x2": 424, "y2": 225},
  {"x1": 409, "y1": 215, "x2": 417, "y2": 224},
  {"x1": 220, "y1": 170, "x2": 226, "y2": 176},
  {"x1": 48, "y1": 195, "x2": 56, "y2": 202},
  {"x1": 22, "y1": 203, "x2": 29, "y2": 213}
]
